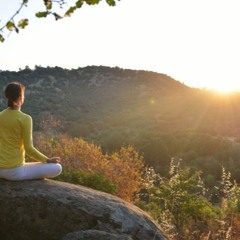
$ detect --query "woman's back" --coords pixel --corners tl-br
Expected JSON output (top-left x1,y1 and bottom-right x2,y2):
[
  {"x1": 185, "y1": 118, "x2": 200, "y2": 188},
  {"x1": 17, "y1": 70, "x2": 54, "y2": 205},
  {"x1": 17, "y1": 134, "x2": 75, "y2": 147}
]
[{"x1": 0, "y1": 109, "x2": 30, "y2": 168}]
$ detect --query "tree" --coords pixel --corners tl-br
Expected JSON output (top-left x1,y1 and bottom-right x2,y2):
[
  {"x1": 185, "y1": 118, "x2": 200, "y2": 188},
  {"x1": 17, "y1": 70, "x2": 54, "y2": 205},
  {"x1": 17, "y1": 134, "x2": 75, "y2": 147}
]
[{"x1": 0, "y1": 0, "x2": 120, "y2": 42}]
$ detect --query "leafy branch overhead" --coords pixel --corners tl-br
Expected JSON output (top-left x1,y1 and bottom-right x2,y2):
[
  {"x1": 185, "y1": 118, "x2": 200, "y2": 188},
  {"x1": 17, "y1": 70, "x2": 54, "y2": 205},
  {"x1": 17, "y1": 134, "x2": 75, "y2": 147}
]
[{"x1": 0, "y1": 0, "x2": 120, "y2": 43}]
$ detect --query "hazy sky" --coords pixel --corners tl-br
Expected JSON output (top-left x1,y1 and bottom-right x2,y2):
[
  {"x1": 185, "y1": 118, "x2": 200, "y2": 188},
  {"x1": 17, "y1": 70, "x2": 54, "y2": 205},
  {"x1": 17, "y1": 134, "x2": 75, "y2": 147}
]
[{"x1": 0, "y1": 0, "x2": 240, "y2": 92}]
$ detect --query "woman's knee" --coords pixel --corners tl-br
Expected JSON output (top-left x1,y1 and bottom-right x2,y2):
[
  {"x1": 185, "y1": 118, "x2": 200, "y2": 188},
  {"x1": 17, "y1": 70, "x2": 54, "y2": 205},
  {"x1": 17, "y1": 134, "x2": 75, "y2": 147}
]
[
  {"x1": 50, "y1": 163, "x2": 62, "y2": 177},
  {"x1": 56, "y1": 163, "x2": 62, "y2": 175}
]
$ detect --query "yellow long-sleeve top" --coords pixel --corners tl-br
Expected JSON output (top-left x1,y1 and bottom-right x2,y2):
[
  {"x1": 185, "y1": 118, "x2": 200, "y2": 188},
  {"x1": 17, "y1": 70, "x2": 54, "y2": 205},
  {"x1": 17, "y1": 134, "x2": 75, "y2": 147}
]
[{"x1": 0, "y1": 109, "x2": 48, "y2": 168}]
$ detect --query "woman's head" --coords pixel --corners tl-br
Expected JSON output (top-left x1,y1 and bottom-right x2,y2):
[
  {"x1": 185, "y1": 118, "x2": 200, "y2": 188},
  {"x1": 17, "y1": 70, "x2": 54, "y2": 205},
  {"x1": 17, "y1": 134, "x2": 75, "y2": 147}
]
[{"x1": 4, "y1": 82, "x2": 25, "y2": 108}]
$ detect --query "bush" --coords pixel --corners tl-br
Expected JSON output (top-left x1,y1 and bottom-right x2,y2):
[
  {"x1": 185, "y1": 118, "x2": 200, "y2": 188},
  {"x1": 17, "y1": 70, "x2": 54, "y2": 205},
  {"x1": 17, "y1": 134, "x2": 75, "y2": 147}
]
[
  {"x1": 138, "y1": 159, "x2": 221, "y2": 239},
  {"x1": 35, "y1": 133, "x2": 144, "y2": 202},
  {"x1": 55, "y1": 168, "x2": 116, "y2": 194}
]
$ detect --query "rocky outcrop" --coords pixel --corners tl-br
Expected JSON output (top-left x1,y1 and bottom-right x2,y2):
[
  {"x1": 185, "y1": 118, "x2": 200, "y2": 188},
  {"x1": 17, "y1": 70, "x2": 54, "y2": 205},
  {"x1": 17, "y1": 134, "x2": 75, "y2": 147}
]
[
  {"x1": 0, "y1": 179, "x2": 167, "y2": 240},
  {"x1": 62, "y1": 230, "x2": 133, "y2": 240}
]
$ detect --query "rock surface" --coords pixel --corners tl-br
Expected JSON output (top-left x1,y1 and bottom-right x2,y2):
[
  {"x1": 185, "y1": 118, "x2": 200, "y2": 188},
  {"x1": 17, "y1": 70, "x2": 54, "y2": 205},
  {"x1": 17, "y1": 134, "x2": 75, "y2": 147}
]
[
  {"x1": 0, "y1": 179, "x2": 167, "y2": 240},
  {"x1": 62, "y1": 230, "x2": 133, "y2": 240}
]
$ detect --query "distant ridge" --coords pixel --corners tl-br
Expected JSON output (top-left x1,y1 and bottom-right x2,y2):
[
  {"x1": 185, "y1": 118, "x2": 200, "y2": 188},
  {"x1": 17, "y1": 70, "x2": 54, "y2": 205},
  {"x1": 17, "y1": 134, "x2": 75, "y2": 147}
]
[
  {"x1": 0, "y1": 65, "x2": 192, "y2": 129},
  {"x1": 1, "y1": 65, "x2": 240, "y2": 174},
  {"x1": 1, "y1": 65, "x2": 240, "y2": 136}
]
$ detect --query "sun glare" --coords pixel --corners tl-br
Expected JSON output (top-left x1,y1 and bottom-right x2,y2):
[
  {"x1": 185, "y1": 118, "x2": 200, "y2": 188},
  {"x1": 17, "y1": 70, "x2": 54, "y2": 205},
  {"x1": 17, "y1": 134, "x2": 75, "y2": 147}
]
[{"x1": 210, "y1": 83, "x2": 240, "y2": 95}]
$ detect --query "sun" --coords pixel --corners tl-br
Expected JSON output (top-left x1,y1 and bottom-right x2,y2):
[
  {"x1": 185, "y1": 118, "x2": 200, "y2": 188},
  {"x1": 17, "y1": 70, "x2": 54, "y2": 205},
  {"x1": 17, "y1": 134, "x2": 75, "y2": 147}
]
[{"x1": 210, "y1": 83, "x2": 240, "y2": 95}]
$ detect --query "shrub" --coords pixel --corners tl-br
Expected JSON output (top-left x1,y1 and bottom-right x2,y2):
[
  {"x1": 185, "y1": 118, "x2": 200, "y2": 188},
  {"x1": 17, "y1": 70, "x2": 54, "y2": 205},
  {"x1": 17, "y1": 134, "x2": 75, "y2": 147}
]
[
  {"x1": 55, "y1": 168, "x2": 116, "y2": 194},
  {"x1": 35, "y1": 133, "x2": 144, "y2": 202},
  {"x1": 138, "y1": 159, "x2": 221, "y2": 239}
]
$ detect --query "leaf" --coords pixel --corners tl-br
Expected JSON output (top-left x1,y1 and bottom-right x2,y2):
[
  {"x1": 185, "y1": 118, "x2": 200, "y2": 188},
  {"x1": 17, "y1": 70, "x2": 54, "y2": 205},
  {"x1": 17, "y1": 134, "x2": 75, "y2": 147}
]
[
  {"x1": 23, "y1": 0, "x2": 28, "y2": 3},
  {"x1": 6, "y1": 21, "x2": 15, "y2": 31},
  {"x1": 35, "y1": 12, "x2": 48, "y2": 18},
  {"x1": 65, "y1": 6, "x2": 77, "y2": 17},
  {"x1": 85, "y1": 0, "x2": 100, "y2": 5},
  {"x1": 0, "y1": 34, "x2": 5, "y2": 43},
  {"x1": 18, "y1": 19, "x2": 29, "y2": 29},
  {"x1": 44, "y1": 0, "x2": 52, "y2": 10},
  {"x1": 106, "y1": 0, "x2": 116, "y2": 6},
  {"x1": 75, "y1": 0, "x2": 83, "y2": 8}
]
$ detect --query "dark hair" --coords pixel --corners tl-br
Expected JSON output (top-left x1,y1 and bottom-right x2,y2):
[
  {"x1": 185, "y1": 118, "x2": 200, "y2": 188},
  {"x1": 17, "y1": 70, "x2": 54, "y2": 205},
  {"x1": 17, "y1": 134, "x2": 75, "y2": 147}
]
[{"x1": 4, "y1": 82, "x2": 25, "y2": 107}]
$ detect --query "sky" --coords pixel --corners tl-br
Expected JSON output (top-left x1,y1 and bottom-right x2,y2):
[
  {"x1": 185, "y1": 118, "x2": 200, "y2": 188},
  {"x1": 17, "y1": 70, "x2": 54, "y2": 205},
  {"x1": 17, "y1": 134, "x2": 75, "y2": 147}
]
[{"x1": 0, "y1": 0, "x2": 240, "y2": 93}]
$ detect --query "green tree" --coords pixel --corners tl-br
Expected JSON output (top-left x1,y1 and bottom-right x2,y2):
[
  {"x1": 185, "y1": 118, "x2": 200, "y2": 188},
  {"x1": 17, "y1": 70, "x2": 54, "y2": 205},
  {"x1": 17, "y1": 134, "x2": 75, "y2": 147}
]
[{"x1": 0, "y1": 0, "x2": 120, "y2": 42}]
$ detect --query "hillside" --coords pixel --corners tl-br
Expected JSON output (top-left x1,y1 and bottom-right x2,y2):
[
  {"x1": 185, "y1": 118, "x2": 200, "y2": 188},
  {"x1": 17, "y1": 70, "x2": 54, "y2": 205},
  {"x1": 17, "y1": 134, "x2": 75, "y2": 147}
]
[
  {"x1": 0, "y1": 66, "x2": 194, "y2": 136},
  {"x1": 1, "y1": 66, "x2": 240, "y2": 179}
]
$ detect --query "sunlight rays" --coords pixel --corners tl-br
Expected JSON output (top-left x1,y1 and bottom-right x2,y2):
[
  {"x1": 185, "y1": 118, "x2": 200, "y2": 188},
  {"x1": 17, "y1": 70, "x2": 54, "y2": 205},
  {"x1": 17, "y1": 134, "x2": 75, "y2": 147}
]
[{"x1": 209, "y1": 82, "x2": 240, "y2": 94}]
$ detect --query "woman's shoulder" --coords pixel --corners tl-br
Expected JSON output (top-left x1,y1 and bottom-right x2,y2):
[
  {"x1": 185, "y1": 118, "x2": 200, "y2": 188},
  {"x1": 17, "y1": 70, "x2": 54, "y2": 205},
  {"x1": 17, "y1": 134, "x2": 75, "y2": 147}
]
[
  {"x1": 0, "y1": 109, "x2": 7, "y2": 114},
  {"x1": 19, "y1": 111, "x2": 32, "y2": 121}
]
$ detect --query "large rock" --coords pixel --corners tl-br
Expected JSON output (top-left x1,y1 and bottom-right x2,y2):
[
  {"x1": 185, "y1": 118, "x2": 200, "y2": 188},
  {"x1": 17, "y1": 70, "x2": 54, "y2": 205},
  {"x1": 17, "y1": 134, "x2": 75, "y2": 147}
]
[
  {"x1": 62, "y1": 230, "x2": 133, "y2": 240},
  {"x1": 0, "y1": 179, "x2": 167, "y2": 240}
]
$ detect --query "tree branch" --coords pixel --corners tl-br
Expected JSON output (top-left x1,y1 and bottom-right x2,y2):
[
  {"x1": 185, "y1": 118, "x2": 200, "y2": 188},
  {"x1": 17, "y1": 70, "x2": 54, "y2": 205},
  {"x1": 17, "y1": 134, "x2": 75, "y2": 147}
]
[
  {"x1": 0, "y1": 1, "x2": 27, "y2": 32},
  {"x1": 0, "y1": 0, "x2": 120, "y2": 42}
]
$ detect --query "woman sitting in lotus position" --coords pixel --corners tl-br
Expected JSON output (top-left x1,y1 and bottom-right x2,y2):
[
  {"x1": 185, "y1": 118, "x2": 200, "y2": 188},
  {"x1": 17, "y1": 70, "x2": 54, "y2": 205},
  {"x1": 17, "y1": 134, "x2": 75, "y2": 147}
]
[{"x1": 0, "y1": 82, "x2": 62, "y2": 181}]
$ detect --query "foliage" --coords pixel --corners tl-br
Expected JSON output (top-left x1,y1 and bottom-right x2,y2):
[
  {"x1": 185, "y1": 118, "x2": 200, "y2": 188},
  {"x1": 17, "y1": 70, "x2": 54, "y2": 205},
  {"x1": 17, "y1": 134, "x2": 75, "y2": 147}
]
[
  {"x1": 55, "y1": 168, "x2": 116, "y2": 194},
  {"x1": 0, "y1": 0, "x2": 120, "y2": 42},
  {"x1": 137, "y1": 159, "x2": 240, "y2": 240},
  {"x1": 35, "y1": 132, "x2": 144, "y2": 202},
  {"x1": 33, "y1": 128, "x2": 240, "y2": 239},
  {"x1": 139, "y1": 159, "x2": 220, "y2": 237}
]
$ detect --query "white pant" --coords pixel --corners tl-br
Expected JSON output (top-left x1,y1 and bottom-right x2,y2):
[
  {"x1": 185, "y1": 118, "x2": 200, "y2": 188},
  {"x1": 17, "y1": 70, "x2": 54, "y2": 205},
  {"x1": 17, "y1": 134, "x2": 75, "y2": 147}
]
[{"x1": 0, "y1": 162, "x2": 62, "y2": 181}]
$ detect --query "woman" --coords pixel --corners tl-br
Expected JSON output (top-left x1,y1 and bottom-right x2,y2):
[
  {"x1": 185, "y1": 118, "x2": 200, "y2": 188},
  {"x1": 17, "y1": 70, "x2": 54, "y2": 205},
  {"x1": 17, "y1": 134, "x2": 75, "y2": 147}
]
[{"x1": 0, "y1": 82, "x2": 62, "y2": 181}]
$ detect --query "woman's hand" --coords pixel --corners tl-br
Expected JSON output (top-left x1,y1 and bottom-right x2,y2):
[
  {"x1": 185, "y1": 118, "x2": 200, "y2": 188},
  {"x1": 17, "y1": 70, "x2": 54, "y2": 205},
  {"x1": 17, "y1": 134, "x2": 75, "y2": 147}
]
[{"x1": 46, "y1": 157, "x2": 61, "y2": 164}]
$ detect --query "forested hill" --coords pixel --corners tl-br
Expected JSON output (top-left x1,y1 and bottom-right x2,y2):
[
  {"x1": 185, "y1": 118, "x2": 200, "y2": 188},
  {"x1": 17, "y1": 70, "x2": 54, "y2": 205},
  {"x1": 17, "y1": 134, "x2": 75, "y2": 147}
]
[
  {"x1": 1, "y1": 65, "x2": 240, "y2": 137},
  {"x1": 1, "y1": 66, "x2": 240, "y2": 179},
  {"x1": 0, "y1": 65, "x2": 193, "y2": 135}
]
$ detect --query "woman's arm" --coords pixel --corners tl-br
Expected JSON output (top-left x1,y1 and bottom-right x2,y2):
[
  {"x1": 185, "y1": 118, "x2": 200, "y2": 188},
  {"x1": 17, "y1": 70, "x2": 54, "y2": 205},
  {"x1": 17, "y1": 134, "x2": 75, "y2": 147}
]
[{"x1": 22, "y1": 115, "x2": 49, "y2": 162}]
